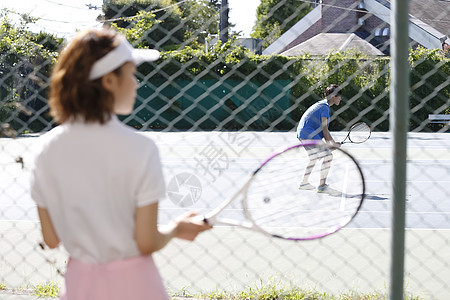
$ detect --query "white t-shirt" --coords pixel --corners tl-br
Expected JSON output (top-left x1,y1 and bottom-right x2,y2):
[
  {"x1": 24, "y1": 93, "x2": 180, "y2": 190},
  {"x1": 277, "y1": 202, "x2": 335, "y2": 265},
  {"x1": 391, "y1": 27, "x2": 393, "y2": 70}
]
[{"x1": 30, "y1": 115, "x2": 166, "y2": 263}]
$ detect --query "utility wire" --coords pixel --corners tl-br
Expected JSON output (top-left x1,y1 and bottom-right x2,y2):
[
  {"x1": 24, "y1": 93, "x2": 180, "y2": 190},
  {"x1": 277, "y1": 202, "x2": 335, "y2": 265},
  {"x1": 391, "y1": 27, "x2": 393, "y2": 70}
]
[
  {"x1": 4, "y1": 10, "x2": 98, "y2": 25},
  {"x1": 42, "y1": 0, "x2": 95, "y2": 11}
]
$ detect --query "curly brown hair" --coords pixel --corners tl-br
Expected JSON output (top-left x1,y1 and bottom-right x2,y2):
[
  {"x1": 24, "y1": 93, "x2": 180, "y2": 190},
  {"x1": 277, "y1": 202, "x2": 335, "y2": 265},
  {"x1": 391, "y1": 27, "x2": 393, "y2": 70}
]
[{"x1": 49, "y1": 28, "x2": 122, "y2": 124}]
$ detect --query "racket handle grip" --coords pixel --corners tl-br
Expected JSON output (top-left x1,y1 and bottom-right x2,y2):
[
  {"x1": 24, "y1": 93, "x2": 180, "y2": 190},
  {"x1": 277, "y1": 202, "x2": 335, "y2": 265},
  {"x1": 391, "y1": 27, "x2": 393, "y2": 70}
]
[{"x1": 193, "y1": 215, "x2": 209, "y2": 225}]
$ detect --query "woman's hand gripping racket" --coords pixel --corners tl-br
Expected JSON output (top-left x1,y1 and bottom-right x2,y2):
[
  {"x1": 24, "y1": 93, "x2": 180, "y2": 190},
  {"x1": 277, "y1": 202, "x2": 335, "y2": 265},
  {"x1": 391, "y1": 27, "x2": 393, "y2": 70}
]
[
  {"x1": 340, "y1": 122, "x2": 371, "y2": 144},
  {"x1": 197, "y1": 140, "x2": 365, "y2": 241}
]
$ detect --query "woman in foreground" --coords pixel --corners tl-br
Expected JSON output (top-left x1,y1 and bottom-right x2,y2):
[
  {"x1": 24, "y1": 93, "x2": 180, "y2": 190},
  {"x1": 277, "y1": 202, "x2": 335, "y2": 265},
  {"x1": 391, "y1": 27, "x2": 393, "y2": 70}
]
[{"x1": 30, "y1": 28, "x2": 211, "y2": 300}]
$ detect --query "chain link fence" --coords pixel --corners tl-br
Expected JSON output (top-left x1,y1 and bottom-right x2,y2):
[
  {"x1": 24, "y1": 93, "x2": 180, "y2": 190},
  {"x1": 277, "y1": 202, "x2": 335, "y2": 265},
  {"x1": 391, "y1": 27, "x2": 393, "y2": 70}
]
[{"x1": 1, "y1": 0, "x2": 449, "y2": 298}]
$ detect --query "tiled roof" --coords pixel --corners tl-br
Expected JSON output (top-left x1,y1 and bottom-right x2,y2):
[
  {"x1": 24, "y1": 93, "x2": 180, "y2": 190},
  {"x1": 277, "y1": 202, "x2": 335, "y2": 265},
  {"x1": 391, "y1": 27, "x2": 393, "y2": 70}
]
[
  {"x1": 280, "y1": 33, "x2": 385, "y2": 56},
  {"x1": 409, "y1": 0, "x2": 449, "y2": 38}
]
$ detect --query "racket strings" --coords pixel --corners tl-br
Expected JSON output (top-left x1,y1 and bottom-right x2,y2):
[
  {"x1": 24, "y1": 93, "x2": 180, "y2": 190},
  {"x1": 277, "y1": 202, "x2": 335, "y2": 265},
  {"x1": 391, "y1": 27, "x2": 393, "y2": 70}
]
[
  {"x1": 348, "y1": 123, "x2": 371, "y2": 143},
  {"x1": 244, "y1": 145, "x2": 364, "y2": 240},
  {"x1": 249, "y1": 190, "x2": 360, "y2": 227},
  {"x1": 251, "y1": 206, "x2": 353, "y2": 229}
]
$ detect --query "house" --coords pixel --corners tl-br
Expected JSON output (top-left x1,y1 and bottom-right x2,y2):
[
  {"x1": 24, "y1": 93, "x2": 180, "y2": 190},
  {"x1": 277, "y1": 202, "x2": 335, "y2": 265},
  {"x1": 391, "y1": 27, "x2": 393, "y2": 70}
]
[
  {"x1": 280, "y1": 32, "x2": 385, "y2": 56},
  {"x1": 263, "y1": 0, "x2": 449, "y2": 56}
]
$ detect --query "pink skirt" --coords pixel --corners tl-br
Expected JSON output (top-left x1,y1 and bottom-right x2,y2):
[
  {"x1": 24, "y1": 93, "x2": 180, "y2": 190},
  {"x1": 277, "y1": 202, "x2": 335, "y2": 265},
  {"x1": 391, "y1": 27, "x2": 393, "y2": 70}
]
[{"x1": 59, "y1": 255, "x2": 169, "y2": 300}]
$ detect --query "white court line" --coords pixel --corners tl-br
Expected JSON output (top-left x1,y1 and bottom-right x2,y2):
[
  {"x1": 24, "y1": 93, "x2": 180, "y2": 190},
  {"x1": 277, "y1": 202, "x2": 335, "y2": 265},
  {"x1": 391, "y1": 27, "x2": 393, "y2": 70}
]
[
  {"x1": 147, "y1": 132, "x2": 216, "y2": 145},
  {"x1": 159, "y1": 207, "x2": 450, "y2": 215},
  {"x1": 358, "y1": 161, "x2": 450, "y2": 165},
  {"x1": 339, "y1": 164, "x2": 349, "y2": 211},
  {"x1": 0, "y1": 173, "x2": 28, "y2": 182}
]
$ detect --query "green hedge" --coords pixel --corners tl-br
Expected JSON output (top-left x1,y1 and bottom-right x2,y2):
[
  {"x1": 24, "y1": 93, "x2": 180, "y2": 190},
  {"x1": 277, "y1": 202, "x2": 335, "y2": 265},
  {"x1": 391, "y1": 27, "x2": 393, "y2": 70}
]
[
  {"x1": 2, "y1": 29, "x2": 449, "y2": 132},
  {"x1": 0, "y1": 13, "x2": 63, "y2": 134},
  {"x1": 129, "y1": 46, "x2": 448, "y2": 131}
]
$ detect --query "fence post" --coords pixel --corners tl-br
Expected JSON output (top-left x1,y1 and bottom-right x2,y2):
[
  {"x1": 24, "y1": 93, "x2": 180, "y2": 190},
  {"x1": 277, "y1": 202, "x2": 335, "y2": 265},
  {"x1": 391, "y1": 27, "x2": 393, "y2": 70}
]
[{"x1": 389, "y1": 0, "x2": 410, "y2": 299}]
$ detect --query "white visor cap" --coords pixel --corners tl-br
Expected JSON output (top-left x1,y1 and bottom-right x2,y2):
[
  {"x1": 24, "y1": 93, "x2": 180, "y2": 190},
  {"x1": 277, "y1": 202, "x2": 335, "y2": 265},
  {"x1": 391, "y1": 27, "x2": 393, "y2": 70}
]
[{"x1": 88, "y1": 37, "x2": 160, "y2": 80}]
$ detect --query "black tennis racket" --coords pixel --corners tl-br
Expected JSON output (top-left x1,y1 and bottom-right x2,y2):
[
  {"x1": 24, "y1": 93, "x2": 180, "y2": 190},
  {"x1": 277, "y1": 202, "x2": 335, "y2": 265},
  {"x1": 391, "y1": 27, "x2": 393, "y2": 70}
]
[
  {"x1": 197, "y1": 140, "x2": 365, "y2": 241},
  {"x1": 340, "y1": 122, "x2": 371, "y2": 144}
]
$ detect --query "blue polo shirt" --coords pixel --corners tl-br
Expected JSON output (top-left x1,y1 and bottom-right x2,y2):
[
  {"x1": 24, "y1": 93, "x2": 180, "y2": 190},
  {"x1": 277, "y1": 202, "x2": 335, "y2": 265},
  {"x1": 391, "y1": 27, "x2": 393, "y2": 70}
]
[{"x1": 296, "y1": 99, "x2": 330, "y2": 140}]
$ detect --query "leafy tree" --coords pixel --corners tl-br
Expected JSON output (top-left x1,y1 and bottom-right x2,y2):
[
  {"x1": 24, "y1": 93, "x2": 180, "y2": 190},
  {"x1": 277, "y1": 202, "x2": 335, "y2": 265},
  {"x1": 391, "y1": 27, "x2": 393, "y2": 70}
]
[
  {"x1": 104, "y1": 0, "x2": 185, "y2": 49},
  {"x1": 0, "y1": 9, "x2": 63, "y2": 133},
  {"x1": 408, "y1": 46, "x2": 450, "y2": 130},
  {"x1": 251, "y1": 0, "x2": 313, "y2": 48},
  {"x1": 178, "y1": 0, "x2": 219, "y2": 43},
  {"x1": 207, "y1": 0, "x2": 221, "y2": 11},
  {"x1": 103, "y1": 0, "x2": 219, "y2": 50},
  {"x1": 110, "y1": 10, "x2": 161, "y2": 48}
]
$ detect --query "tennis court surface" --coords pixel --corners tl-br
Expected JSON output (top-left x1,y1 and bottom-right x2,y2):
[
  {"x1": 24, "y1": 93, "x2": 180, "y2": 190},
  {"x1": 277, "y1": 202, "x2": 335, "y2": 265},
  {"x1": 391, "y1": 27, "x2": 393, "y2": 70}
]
[{"x1": 1, "y1": 130, "x2": 449, "y2": 299}]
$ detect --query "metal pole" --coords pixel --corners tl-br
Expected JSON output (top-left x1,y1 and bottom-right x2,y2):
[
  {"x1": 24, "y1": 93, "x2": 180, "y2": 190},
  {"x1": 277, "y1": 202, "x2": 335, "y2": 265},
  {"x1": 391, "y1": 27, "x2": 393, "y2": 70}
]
[
  {"x1": 220, "y1": 0, "x2": 229, "y2": 43},
  {"x1": 389, "y1": 0, "x2": 410, "y2": 299}
]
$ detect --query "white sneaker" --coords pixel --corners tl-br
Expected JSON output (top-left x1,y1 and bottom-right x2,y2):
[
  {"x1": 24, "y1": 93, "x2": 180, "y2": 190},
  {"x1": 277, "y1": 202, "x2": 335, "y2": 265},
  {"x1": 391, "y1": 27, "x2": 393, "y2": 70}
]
[
  {"x1": 317, "y1": 184, "x2": 341, "y2": 196},
  {"x1": 298, "y1": 182, "x2": 315, "y2": 190}
]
